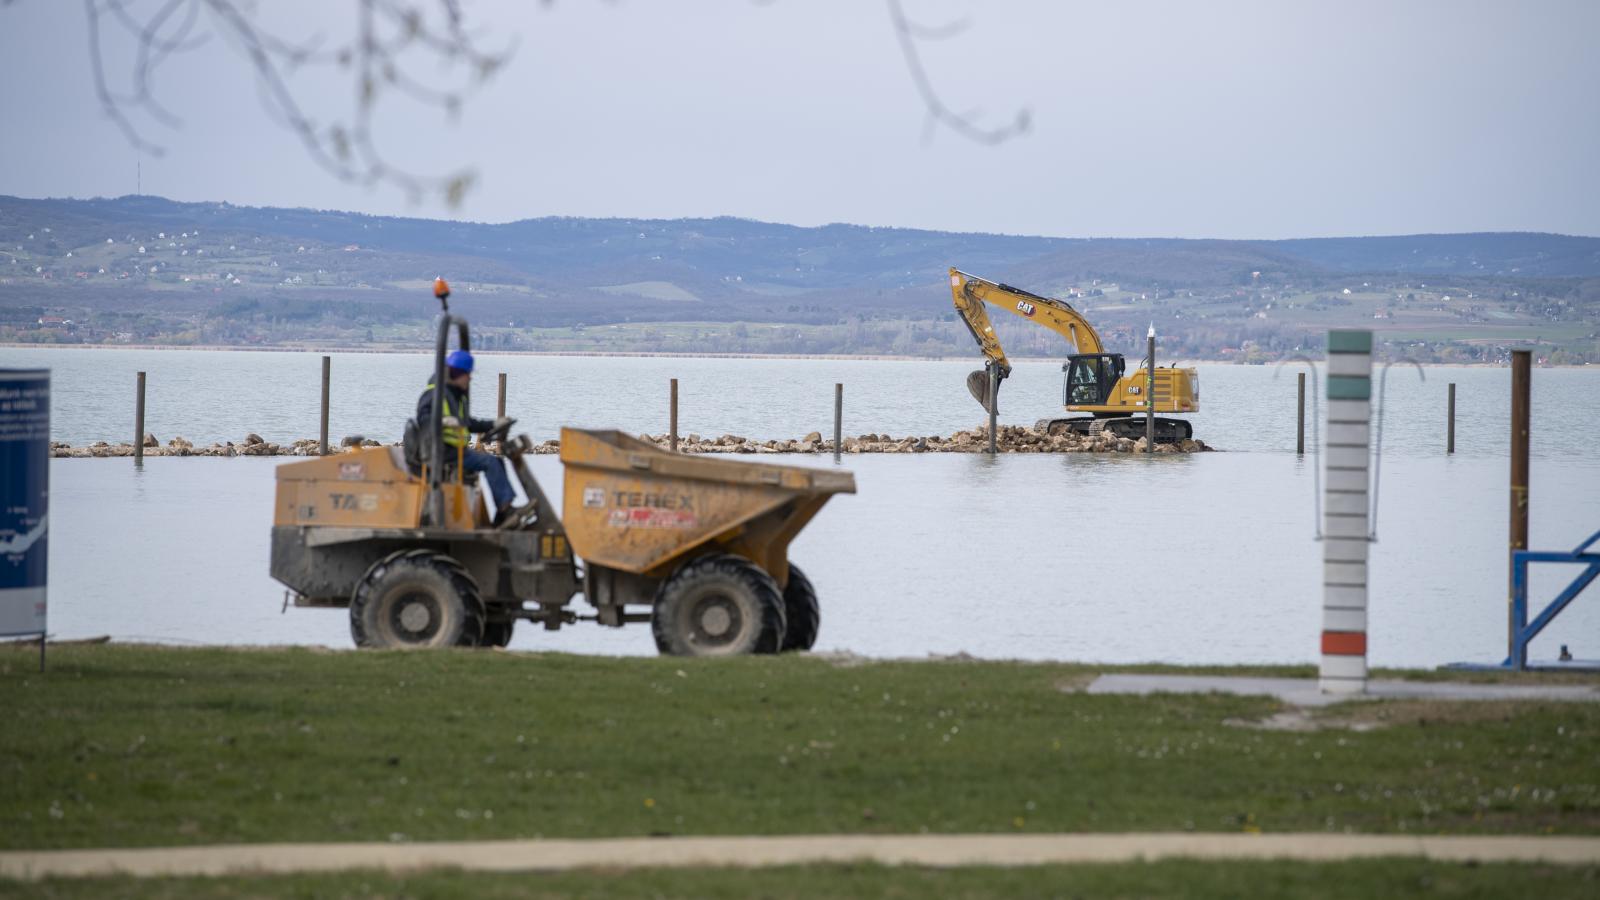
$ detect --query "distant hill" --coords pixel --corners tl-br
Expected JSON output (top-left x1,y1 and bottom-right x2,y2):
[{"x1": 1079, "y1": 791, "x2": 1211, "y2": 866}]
[
  {"x1": 1278, "y1": 233, "x2": 1600, "y2": 278},
  {"x1": 5, "y1": 195, "x2": 1599, "y2": 290},
  {"x1": 3, "y1": 195, "x2": 1597, "y2": 362}
]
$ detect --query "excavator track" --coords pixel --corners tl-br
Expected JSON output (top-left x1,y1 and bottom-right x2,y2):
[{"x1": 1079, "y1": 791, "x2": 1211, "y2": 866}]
[{"x1": 1036, "y1": 417, "x2": 1193, "y2": 443}]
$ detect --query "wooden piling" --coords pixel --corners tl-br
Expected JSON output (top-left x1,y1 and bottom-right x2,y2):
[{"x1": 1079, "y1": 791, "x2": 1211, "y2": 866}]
[
  {"x1": 670, "y1": 378, "x2": 679, "y2": 453},
  {"x1": 1509, "y1": 351, "x2": 1530, "y2": 661},
  {"x1": 1297, "y1": 372, "x2": 1306, "y2": 456},
  {"x1": 987, "y1": 368, "x2": 998, "y2": 455},
  {"x1": 319, "y1": 355, "x2": 331, "y2": 456},
  {"x1": 1447, "y1": 382, "x2": 1456, "y2": 454},
  {"x1": 134, "y1": 371, "x2": 146, "y2": 464},
  {"x1": 497, "y1": 372, "x2": 508, "y2": 419},
  {"x1": 833, "y1": 383, "x2": 843, "y2": 463}
]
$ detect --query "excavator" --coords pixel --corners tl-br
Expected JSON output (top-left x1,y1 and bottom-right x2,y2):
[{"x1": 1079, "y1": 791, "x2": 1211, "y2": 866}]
[{"x1": 949, "y1": 267, "x2": 1200, "y2": 442}]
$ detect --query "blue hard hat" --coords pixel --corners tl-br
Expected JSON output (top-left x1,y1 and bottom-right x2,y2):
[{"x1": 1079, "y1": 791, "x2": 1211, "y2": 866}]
[{"x1": 446, "y1": 349, "x2": 474, "y2": 373}]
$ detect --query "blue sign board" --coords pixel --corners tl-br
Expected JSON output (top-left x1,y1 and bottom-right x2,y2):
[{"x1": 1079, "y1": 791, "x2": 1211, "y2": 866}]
[{"x1": 0, "y1": 369, "x2": 49, "y2": 638}]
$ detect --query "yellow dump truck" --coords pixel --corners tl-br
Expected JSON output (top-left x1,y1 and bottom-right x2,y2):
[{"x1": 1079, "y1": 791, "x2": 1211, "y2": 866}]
[
  {"x1": 269, "y1": 280, "x2": 854, "y2": 655},
  {"x1": 271, "y1": 430, "x2": 853, "y2": 655}
]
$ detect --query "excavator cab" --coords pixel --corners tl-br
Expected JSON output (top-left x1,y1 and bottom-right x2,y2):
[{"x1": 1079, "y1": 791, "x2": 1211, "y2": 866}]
[{"x1": 1063, "y1": 354, "x2": 1125, "y2": 406}]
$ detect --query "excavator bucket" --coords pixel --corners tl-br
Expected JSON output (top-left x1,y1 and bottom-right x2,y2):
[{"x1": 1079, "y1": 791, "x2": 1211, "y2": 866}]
[{"x1": 967, "y1": 369, "x2": 999, "y2": 414}]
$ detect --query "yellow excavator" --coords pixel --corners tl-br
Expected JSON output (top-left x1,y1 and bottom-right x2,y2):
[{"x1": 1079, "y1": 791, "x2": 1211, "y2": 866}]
[{"x1": 949, "y1": 267, "x2": 1200, "y2": 442}]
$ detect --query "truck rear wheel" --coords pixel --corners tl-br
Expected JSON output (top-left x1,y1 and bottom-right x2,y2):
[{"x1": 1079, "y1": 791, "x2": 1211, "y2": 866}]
[
  {"x1": 652, "y1": 554, "x2": 786, "y2": 657},
  {"x1": 350, "y1": 551, "x2": 485, "y2": 649},
  {"x1": 480, "y1": 618, "x2": 515, "y2": 648},
  {"x1": 779, "y1": 564, "x2": 820, "y2": 652}
]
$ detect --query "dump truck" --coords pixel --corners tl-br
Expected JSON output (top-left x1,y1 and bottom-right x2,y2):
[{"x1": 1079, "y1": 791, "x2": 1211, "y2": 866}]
[
  {"x1": 269, "y1": 280, "x2": 855, "y2": 655},
  {"x1": 949, "y1": 268, "x2": 1200, "y2": 442}
]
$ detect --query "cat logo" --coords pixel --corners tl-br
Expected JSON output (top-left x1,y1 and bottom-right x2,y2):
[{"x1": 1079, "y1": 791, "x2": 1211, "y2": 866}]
[{"x1": 1016, "y1": 300, "x2": 1036, "y2": 317}]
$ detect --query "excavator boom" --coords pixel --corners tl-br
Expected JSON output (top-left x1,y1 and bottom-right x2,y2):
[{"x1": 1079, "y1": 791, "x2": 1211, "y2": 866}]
[{"x1": 950, "y1": 269, "x2": 1105, "y2": 372}]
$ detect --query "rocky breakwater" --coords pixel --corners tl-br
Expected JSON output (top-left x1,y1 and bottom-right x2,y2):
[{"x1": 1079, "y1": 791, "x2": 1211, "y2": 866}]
[
  {"x1": 50, "y1": 433, "x2": 385, "y2": 458},
  {"x1": 51, "y1": 426, "x2": 1214, "y2": 458},
  {"x1": 623, "y1": 425, "x2": 1213, "y2": 455}
]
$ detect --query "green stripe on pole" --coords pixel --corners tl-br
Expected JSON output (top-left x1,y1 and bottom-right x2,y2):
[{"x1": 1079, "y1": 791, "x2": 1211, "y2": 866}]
[
  {"x1": 1327, "y1": 375, "x2": 1372, "y2": 400},
  {"x1": 1327, "y1": 331, "x2": 1373, "y2": 354}
]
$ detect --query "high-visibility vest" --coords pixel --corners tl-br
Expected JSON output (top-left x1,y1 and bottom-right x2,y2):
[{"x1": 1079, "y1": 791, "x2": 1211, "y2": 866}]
[{"x1": 428, "y1": 382, "x2": 469, "y2": 448}]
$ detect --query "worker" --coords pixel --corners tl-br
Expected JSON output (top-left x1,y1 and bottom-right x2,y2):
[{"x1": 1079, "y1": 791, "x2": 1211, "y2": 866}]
[{"x1": 416, "y1": 348, "x2": 521, "y2": 526}]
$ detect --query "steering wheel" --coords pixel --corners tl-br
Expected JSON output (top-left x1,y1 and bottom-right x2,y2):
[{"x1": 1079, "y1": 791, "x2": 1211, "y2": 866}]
[{"x1": 484, "y1": 417, "x2": 516, "y2": 445}]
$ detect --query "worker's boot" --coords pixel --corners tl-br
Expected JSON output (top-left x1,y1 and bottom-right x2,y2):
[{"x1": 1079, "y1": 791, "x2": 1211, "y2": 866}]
[{"x1": 494, "y1": 504, "x2": 538, "y2": 530}]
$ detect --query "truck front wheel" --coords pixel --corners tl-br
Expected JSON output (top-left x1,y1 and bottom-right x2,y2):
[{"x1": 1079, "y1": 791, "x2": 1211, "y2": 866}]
[{"x1": 652, "y1": 554, "x2": 786, "y2": 656}]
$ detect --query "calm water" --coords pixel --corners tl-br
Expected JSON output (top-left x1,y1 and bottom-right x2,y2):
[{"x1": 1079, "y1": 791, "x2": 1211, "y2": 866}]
[
  {"x1": 7, "y1": 347, "x2": 1599, "y2": 459},
  {"x1": 11, "y1": 347, "x2": 1600, "y2": 667}
]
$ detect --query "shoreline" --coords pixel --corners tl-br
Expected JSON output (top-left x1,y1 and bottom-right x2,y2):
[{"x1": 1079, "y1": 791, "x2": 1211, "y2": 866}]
[
  {"x1": 50, "y1": 427, "x2": 1216, "y2": 458},
  {"x1": 0, "y1": 342, "x2": 1577, "y2": 368}
]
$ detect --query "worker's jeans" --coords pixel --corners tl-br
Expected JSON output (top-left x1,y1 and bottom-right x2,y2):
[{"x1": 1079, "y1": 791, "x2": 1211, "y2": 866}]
[{"x1": 462, "y1": 448, "x2": 516, "y2": 511}]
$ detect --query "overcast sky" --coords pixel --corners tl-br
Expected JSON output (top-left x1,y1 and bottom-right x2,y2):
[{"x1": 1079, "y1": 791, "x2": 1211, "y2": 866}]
[{"x1": 2, "y1": 1, "x2": 1597, "y2": 239}]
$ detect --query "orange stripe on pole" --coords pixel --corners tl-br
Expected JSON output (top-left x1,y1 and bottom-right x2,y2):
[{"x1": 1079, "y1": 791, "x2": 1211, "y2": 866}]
[{"x1": 1321, "y1": 631, "x2": 1367, "y2": 656}]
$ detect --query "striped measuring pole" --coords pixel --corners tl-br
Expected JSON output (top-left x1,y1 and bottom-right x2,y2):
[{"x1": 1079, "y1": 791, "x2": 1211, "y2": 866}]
[{"x1": 1321, "y1": 330, "x2": 1372, "y2": 694}]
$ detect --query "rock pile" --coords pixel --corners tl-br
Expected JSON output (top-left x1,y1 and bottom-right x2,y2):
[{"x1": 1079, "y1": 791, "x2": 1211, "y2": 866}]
[
  {"x1": 621, "y1": 425, "x2": 1213, "y2": 455},
  {"x1": 49, "y1": 433, "x2": 384, "y2": 459},
  {"x1": 51, "y1": 426, "x2": 1213, "y2": 458}
]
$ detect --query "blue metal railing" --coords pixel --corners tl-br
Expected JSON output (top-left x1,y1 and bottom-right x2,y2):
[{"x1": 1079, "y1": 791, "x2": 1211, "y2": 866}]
[{"x1": 1506, "y1": 529, "x2": 1600, "y2": 670}]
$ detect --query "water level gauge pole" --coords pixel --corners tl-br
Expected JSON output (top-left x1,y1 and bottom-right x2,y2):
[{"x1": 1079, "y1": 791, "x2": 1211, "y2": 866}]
[{"x1": 1321, "y1": 329, "x2": 1373, "y2": 695}]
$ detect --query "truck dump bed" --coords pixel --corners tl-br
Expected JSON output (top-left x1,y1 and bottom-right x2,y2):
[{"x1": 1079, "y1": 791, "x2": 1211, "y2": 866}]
[{"x1": 559, "y1": 428, "x2": 855, "y2": 584}]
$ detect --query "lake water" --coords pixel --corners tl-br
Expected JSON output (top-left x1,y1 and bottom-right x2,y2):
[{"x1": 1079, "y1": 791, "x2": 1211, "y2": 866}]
[
  {"x1": 9, "y1": 347, "x2": 1600, "y2": 667},
  {"x1": 7, "y1": 347, "x2": 1598, "y2": 459}
]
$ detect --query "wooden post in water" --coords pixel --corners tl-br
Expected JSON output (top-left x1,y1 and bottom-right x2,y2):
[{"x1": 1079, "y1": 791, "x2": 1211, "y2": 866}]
[
  {"x1": 669, "y1": 378, "x2": 679, "y2": 453},
  {"x1": 134, "y1": 371, "x2": 146, "y2": 464},
  {"x1": 1297, "y1": 372, "x2": 1306, "y2": 456},
  {"x1": 1509, "y1": 351, "x2": 1531, "y2": 662},
  {"x1": 987, "y1": 367, "x2": 998, "y2": 455},
  {"x1": 497, "y1": 372, "x2": 508, "y2": 419},
  {"x1": 1447, "y1": 382, "x2": 1456, "y2": 455},
  {"x1": 319, "y1": 355, "x2": 331, "y2": 456},
  {"x1": 1145, "y1": 330, "x2": 1156, "y2": 453},
  {"x1": 833, "y1": 383, "x2": 843, "y2": 463}
]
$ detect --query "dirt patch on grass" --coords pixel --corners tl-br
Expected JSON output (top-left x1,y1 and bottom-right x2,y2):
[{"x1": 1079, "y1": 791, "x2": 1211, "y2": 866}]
[
  {"x1": 1053, "y1": 673, "x2": 1098, "y2": 692},
  {"x1": 1224, "y1": 699, "x2": 1556, "y2": 732},
  {"x1": 1372, "y1": 667, "x2": 1600, "y2": 686}
]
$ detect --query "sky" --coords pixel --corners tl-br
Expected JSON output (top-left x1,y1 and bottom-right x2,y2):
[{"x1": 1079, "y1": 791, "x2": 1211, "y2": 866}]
[{"x1": 1, "y1": 0, "x2": 1597, "y2": 239}]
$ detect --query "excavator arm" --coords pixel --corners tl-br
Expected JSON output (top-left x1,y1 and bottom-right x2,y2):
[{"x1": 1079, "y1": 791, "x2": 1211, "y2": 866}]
[{"x1": 949, "y1": 268, "x2": 1105, "y2": 412}]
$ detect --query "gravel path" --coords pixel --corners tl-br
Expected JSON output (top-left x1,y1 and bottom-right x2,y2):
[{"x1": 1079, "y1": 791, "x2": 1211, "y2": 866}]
[{"x1": 5, "y1": 833, "x2": 1600, "y2": 880}]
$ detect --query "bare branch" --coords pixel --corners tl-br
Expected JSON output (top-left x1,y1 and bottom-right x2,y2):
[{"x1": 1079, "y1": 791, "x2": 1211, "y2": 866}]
[
  {"x1": 886, "y1": 0, "x2": 1030, "y2": 145},
  {"x1": 77, "y1": 0, "x2": 510, "y2": 207},
  {"x1": 69, "y1": 0, "x2": 1022, "y2": 208}
]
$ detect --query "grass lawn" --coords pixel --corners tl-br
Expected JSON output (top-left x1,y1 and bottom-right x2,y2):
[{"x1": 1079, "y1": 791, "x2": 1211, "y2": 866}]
[
  {"x1": 5, "y1": 861, "x2": 1600, "y2": 899},
  {"x1": 2, "y1": 645, "x2": 1598, "y2": 850}
]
